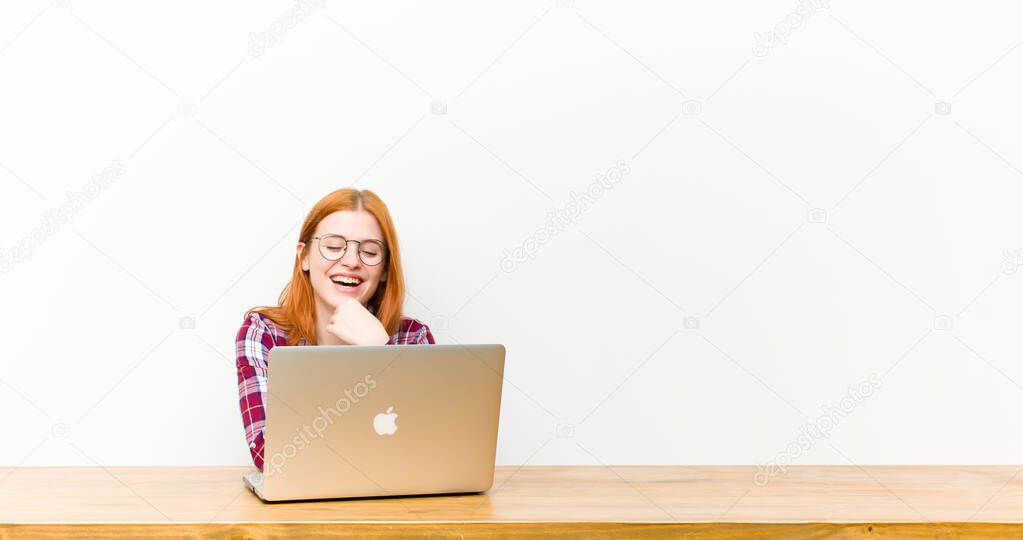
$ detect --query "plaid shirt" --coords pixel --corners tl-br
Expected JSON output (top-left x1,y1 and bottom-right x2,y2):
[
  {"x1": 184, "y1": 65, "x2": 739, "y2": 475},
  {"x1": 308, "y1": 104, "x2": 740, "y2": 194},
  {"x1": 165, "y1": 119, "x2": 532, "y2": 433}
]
[{"x1": 235, "y1": 311, "x2": 435, "y2": 471}]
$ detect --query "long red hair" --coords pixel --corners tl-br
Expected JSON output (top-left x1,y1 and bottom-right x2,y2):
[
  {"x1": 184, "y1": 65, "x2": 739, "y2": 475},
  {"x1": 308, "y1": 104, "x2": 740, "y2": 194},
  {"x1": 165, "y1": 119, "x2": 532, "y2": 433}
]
[{"x1": 248, "y1": 188, "x2": 406, "y2": 345}]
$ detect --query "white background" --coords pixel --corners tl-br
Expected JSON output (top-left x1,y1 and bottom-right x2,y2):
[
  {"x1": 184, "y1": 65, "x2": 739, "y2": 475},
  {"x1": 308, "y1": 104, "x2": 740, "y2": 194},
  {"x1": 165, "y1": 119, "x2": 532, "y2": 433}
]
[{"x1": 1, "y1": 0, "x2": 1022, "y2": 469}]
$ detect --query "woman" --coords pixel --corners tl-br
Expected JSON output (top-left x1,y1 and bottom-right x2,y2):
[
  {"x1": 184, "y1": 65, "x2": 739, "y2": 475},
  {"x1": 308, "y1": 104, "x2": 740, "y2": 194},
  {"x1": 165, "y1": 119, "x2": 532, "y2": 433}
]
[{"x1": 235, "y1": 188, "x2": 435, "y2": 471}]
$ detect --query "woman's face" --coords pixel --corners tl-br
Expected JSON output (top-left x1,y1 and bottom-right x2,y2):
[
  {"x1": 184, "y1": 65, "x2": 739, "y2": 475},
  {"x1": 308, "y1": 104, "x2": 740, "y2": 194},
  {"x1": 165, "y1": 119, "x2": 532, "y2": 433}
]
[{"x1": 298, "y1": 210, "x2": 388, "y2": 311}]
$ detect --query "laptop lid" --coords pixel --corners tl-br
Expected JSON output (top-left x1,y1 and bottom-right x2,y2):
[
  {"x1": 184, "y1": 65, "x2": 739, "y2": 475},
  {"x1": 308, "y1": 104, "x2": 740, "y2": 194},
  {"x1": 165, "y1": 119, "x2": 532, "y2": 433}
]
[{"x1": 258, "y1": 343, "x2": 505, "y2": 501}]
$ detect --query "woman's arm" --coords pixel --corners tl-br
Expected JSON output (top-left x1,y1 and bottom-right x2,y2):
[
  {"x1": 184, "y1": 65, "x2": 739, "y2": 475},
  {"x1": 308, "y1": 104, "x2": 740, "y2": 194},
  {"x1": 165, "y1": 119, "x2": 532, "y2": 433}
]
[{"x1": 235, "y1": 313, "x2": 274, "y2": 471}]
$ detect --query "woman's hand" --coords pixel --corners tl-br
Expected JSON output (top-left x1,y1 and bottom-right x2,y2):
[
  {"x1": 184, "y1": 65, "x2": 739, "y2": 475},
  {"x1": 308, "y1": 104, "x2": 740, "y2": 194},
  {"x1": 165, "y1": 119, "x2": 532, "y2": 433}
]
[{"x1": 326, "y1": 296, "x2": 390, "y2": 345}]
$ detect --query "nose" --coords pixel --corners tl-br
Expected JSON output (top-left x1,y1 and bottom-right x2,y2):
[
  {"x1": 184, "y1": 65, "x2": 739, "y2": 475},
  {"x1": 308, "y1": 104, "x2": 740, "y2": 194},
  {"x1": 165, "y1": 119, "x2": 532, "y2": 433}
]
[{"x1": 339, "y1": 244, "x2": 362, "y2": 267}]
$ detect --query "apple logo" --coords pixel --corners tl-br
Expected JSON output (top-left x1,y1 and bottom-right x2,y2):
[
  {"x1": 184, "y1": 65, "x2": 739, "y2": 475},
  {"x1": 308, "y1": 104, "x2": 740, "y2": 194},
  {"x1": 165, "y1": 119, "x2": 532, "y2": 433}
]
[{"x1": 373, "y1": 406, "x2": 398, "y2": 436}]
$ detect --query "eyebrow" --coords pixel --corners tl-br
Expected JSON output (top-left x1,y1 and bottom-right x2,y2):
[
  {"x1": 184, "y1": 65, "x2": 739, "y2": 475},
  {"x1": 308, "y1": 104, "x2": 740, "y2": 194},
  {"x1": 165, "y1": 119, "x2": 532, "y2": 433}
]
[{"x1": 322, "y1": 232, "x2": 384, "y2": 243}]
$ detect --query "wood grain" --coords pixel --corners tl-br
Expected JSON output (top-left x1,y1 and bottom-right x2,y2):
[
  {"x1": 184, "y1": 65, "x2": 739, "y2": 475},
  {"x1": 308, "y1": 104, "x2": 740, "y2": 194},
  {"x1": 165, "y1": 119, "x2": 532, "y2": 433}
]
[{"x1": 0, "y1": 465, "x2": 1019, "y2": 538}]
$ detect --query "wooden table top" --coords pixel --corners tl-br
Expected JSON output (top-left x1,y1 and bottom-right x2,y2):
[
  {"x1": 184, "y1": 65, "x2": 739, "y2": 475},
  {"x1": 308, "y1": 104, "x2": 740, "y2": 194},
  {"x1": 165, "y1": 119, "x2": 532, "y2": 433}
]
[{"x1": 0, "y1": 465, "x2": 1020, "y2": 538}]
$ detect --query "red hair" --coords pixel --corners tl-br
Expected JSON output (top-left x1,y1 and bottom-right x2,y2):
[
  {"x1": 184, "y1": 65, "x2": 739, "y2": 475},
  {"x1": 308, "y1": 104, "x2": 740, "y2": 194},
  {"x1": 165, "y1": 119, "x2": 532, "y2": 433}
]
[{"x1": 247, "y1": 188, "x2": 406, "y2": 345}]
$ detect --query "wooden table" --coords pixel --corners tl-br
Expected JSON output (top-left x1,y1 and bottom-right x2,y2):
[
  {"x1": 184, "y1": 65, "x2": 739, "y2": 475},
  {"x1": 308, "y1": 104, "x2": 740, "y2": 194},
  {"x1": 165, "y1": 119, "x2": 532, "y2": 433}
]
[{"x1": 0, "y1": 465, "x2": 1020, "y2": 538}]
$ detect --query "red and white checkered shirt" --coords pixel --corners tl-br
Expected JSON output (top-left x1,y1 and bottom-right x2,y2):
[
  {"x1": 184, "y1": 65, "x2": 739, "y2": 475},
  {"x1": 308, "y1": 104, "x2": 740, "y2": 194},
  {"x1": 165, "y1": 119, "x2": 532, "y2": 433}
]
[{"x1": 235, "y1": 311, "x2": 435, "y2": 471}]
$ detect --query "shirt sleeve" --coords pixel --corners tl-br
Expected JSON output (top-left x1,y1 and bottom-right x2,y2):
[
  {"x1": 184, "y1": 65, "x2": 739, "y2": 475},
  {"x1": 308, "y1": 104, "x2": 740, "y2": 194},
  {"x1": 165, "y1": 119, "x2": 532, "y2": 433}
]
[
  {"x1": 386, "y1": 318, "x2": 436, "y2": 345},
  {"x1": 235, "y1": 313, "x2": 274, "y2": 471},
  {"x1": 414, "y1": 320, "x2": 436, "y2": 344}
]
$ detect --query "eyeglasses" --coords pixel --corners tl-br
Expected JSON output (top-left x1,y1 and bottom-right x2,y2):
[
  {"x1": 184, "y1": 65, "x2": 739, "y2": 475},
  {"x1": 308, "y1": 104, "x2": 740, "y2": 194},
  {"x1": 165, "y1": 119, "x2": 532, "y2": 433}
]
[{"x1": 310, "y1": 234, "x2": 387, "y2": 266}]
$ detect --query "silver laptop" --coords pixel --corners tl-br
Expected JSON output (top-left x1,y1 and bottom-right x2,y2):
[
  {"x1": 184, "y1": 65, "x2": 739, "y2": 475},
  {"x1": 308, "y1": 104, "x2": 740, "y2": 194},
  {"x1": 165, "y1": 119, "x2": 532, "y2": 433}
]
[{"x1": 243, "y1": 343, "x2": 505, "y2": 502}]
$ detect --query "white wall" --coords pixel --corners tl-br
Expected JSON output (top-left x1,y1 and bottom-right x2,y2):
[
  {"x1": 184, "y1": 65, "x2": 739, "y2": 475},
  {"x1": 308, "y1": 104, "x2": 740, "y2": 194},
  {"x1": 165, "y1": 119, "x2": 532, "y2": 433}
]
[{"x1": 1, "y1": 0, "x2": 1022, "y2": 469}]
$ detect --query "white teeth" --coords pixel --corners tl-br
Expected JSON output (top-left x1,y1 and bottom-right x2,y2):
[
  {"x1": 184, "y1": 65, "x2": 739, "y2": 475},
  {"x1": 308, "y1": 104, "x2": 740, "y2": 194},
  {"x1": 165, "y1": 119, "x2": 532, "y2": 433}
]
[{"x1": 332, "y1": 276, "x2": 361, "y2": 285}]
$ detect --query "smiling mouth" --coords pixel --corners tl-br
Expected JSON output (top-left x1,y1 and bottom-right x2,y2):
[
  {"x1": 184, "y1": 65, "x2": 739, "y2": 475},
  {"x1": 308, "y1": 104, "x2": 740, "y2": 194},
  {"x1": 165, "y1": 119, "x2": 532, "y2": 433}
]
[{"x1": 330, "y1": 276, "x2": 362, "y2": 288}]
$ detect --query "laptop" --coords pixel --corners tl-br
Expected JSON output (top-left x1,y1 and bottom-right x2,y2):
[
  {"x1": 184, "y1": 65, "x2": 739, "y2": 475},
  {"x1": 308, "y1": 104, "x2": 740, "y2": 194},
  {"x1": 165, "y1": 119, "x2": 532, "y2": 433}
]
[{"x1": 242, "y1": 343, "x2": 505, "y2": 502}]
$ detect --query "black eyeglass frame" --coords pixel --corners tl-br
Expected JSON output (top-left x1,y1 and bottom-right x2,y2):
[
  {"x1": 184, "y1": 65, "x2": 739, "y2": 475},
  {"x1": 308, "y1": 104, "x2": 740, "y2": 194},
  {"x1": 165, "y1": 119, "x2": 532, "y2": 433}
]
[{"x1": 309, "y1": 234, "x2": 388, "y2": 266}]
